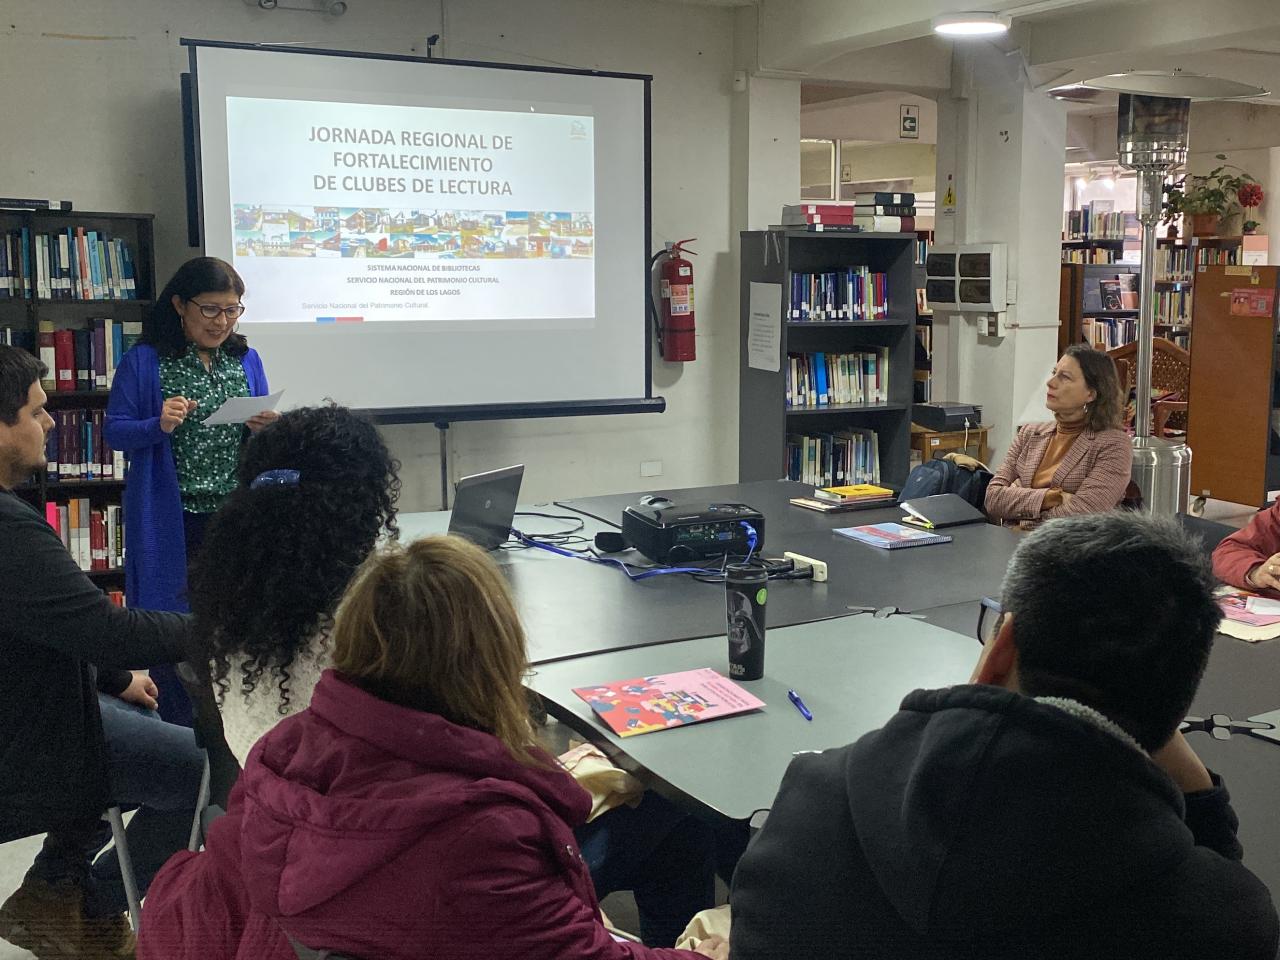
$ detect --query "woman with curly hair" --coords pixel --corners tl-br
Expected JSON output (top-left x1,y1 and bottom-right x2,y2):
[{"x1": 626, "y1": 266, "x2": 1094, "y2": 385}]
[
  {"x1": 188, "y1": 404, "x2": 400, "y2": 763},
  {"x1": 140, "y1": 536, "x2": 725, "y2": 960},
  {"x1": 984, "y1": 344, "x2": 1131, "y2": 530}
]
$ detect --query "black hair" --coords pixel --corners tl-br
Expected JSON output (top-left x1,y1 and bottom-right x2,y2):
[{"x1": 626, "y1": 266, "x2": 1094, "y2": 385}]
[
  {"x1": 144, "y1": 257, "x2": 249, "y2": 359},
  {"x1": 190, "y1": 404, "x2": 401, "y2": 711},
  {"x1": 1000, "y1": 512, "x2": 1221, "y2": 752},
  {"x1": 0, "y1": 346, "x2": 46, "y2": 426}
]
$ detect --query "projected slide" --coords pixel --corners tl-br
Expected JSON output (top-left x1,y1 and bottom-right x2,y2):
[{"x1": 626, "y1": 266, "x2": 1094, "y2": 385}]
[{"x1": 224, "y1": 97, "x2": 596, "y2": 323}]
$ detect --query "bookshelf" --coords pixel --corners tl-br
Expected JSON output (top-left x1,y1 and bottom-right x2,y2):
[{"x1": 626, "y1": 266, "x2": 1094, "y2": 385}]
[
  {"x1": 1152, "y1": 236, "x2": 1243, "y2": 336},
  {"x1": 0, "y1": 207, "x2": 156, "y2": 592},
  {"x1": 913, "y1": 231, "x2": 933, "y2": 404},
  {"x1": 1186, "y1": 264, "x2": 1280, "y2": 509},
  {"x1": 739, "y1": 230, "x2": 915, "y2": 489},
  {"x1": 1057, "y1": 262, "x2": 1142, "y2": 354}
]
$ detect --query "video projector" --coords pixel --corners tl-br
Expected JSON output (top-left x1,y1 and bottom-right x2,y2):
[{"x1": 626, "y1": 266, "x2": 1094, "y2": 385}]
[{"x1": 622, "y1": 501, "x2": 765, "y2": 564}]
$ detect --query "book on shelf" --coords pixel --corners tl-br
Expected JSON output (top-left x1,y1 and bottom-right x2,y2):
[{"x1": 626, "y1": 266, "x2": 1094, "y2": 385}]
[
  {"x1": 1153, "y1": 288, "x2": 1191, "y2": 326},
  {"x1": 854, "y1": 214, "x2": 915, "y2": 232},
  {"x1": 1155, "y1": 245, "x2": 1192, "y2": 281},
  {"x1": 780, "y1": 204, "x2": 855, "y2": 225},
  {"x1": 1117, "y1": 274, "x2": 1139, "y2": 310},
  {"x1": 1081, "y1": 315, "x2": 1137, "y2": 351},
  {"x1": 2, "y1": 227, "x2": 138, "y2": 302},
  {"x1": 0, "y1": 326, "x2": 34, "y2": 353},
  {"x1": 47, "y1": 408, "x2": 125, "y2": 482},
  {"x1": 44, "y1": 500, "x2": 124, "y2": 572},
  {"x1": 48, "y1": 318, "x2": 139, "y2": 392},
  {"x1": 915, "y1": 237, "x2": 930, "y2": 265},
  {"x1": 861, "y1": 204, "x2": 916, "y2": 217},
  {"x1": 1098, "y1": 279, "x2": 1124, "y2": 311},
  {"x1": 853, "y1": 192, "x2": 915, "y2": 206},
  {"x1": 786, "y1": 428, "x2": 881, "y2": 488},
  {"x1": 1062, "y1": 247, "x2": 1120, "y2": 264},
  {"x1": 789, "y1": 267, "x2": 888, "y2": 322},
  {"x1": 786, "y1": 350, "x2": 889, "y2": 407},
  {"x1": 771, "y1": 222, "x2": 861, "y2": 233},
  {"x1": 1064, "y1": 205, "x2": 1135, "y2": 241}
]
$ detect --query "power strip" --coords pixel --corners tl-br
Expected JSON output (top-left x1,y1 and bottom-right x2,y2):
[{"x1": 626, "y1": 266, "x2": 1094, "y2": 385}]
[{"x1": 783, "y1": 551, "x2": 828, "y2": 583}]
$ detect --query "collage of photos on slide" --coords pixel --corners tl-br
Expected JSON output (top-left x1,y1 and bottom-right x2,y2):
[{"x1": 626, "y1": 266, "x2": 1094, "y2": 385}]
[{"x1": 232, "y1": 205, "x2": 595, "y2": 260}]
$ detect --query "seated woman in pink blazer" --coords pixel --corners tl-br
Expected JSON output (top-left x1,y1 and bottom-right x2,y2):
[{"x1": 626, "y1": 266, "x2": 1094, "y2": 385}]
[{"x1": 985, "y1": 345, "x2": 1131, "y2": 529}]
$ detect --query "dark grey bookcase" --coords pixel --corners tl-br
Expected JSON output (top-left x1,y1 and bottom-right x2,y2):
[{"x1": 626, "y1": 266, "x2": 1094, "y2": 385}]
[{"x1": 738, "y1": 230, "x2": 916, "y2": 488}]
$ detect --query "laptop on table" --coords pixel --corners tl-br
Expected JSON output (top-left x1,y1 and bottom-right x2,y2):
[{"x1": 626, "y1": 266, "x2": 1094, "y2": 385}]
[{"x1": 447, "y1": 464, "x2": 524, "y2": 550}]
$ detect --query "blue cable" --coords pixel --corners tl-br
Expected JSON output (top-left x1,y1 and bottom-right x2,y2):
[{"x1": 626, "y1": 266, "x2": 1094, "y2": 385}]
[
  {"x1": 510, "y1": 529, "x2": 712, "y2": 581},
  {"x1": 740, "y1": 521, "x2": 758, "y2": 565}
]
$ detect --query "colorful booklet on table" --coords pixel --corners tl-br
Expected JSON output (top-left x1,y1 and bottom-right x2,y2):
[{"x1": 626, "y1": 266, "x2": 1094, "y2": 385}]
[
  {"x1": 834, "y1": 522, "x2": 952, "y2": 549},
  {"x1": 573, "y1": 668, "x2": 765, "y2": 738},
  {"x1": 1216, "y1": 588, "x2": 1280, "y2": 642}
]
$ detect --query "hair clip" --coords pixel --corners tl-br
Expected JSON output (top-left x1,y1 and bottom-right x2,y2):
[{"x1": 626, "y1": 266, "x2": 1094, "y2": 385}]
[{"x1": 250, "y1": 468, "x2": 301, "y2": 490}]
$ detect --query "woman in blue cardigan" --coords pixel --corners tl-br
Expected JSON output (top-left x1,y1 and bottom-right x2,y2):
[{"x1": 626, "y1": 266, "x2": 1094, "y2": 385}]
[{"x1": 105, "y1": 257, "x2": 276, "y2": 725}]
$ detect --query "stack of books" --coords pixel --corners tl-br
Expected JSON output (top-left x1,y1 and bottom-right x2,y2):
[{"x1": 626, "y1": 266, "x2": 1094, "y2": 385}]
[
  {"x1": 39, "y1": 319, "x2": 142, "y2": 392},
  {"x1": 790, "y1": 482, "x2": 895, "y2": 514},
  {"x1": 786, "y1": 350, "x2": 889, "y2": 407},
  {"x1": 852, "y1": 192, "x2": 916, "y2": 232},
  {"x1": 44, "y1": 500, "x2": 124, "y2": 572},
  {"x1": 777, "y1": 204, "x2": 857, "y2": 232}
]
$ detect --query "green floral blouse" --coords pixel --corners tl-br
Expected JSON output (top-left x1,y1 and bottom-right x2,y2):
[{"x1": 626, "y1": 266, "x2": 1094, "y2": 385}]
[{"x1": 159, "y1": 345, "x2": 251, "y2": 515}]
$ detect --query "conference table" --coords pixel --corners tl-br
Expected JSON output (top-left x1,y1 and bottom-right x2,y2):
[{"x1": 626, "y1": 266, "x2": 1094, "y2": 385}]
[{"x1": 402, "y1": 479, "x2": 1280, "y2": 902}]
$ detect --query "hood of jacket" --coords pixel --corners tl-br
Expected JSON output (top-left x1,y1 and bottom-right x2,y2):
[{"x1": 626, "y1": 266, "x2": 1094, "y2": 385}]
[
  {"x1": 233, "y1": 669, "x2": 590, "y2": 918},
  {"x1": 845, "y1": 684, "x2": 1191, "y2": 940}
]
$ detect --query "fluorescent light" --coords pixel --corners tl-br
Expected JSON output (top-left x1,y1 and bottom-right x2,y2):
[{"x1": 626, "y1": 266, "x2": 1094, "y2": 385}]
[{"x1": 932, "y1": 12, "x2": 1011, "y2": 37}]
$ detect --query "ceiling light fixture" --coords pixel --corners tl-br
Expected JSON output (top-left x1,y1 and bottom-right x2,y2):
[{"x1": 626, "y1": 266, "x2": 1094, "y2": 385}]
[{"x1": 932, "y1": 12, "x2": 1011, "y2": 37}]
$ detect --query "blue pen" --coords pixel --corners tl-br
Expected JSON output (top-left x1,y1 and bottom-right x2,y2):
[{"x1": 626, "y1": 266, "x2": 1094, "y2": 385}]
[{"x1": 787, "y1": 689, "x2": 813, "y2": 722}]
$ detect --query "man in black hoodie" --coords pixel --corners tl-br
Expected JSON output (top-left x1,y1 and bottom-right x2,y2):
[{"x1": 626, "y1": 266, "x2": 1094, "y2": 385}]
[
  {"x1": 0, "y1": 346, "x2": 203, "y2": 959},
  {"x1": 730, "y1": 512, "x2": 1279, "y2": 960}
]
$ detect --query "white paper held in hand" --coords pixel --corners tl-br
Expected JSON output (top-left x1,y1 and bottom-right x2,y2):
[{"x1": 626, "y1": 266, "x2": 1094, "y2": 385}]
[{"x1": 200, "y1": 390, "x2": 285, "y2": 426}]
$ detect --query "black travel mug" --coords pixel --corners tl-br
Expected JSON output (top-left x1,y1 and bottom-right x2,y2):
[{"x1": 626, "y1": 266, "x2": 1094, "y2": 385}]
[{"x1": 726, "y1": 564, "x2": 767, "y2": 680}]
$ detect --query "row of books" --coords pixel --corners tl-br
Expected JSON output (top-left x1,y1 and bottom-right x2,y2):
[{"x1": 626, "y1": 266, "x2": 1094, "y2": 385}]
[
  {"x1": 39, "y1": 319, "x2": 142, "y2": 392},
  {"x1": 1062, "y1": 247, "x2": 1122, "y2": 264},
  {"x1": 914, "y1": 239, "x2": 929, "y2": 265},
  {"x1": 786, "y1": 350, "x2": 889, "y2": 407},
  {"x1": 44, "y1": 500, "x2": 124, "y2": 572},
  {"x1": 789, "y1": 268, "x2": 890, "y2": 322},
  {"x1": 1153, "y1": 288, "x2": 1192, "y2": 324},
  {"x1": 0, "y1": 227, "x2": 140, "y2": 300},
  {"x1": 786, "y1": 428, "x2": 882, "y2": 488},
  {"x1": 46, "y1": 408, "x2": 125, "y2": 482},
  {"x1": 1194, "y1": 247, "x2": 1240, "y2": 268},
  {"x1": 1081, "y1": 316, "x2": 1137, "y2": 351},
  {"x1": 1064, "y1": 207, "x2": 1138, "y2": 241},
  {"x1": 0, "y1": 326, "x2": 33, "y2": 351},
  {"x1": 1154, "y1": 246, "x2": 1193, "y2": 281}
]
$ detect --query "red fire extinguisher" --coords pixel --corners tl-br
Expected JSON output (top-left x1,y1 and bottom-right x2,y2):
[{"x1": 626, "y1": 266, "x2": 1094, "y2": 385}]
[{"x1": 651, "y1": 239, "x2": 697, "y2": 361}]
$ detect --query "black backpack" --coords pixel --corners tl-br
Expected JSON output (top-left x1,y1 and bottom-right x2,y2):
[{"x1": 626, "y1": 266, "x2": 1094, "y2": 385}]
[{"x1": 898, "y1": 457, "x2": 993, "y2": 510}]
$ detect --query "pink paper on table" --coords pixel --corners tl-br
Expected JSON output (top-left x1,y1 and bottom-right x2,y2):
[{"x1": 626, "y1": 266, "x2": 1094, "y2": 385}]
[{"x1": 1218, "y1": 592, "x2": 1280, "y2": 627}]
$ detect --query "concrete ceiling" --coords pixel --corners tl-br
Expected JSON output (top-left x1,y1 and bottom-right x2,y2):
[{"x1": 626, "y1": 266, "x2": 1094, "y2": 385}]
[{"x1": 758, "y1": 0, "x2": 1280, "y2": 109}]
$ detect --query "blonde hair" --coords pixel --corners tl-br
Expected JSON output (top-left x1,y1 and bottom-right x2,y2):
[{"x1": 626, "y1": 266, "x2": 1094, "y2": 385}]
[{"x1": 330, "y1": 535, "x2": 542, "y2": 765}]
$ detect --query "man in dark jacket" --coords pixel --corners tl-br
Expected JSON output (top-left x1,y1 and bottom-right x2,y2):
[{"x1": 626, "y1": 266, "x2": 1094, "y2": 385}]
[
  {"x1": 731, "y1": 512, "x2": 1279, "y2": 960},
  {"x1": 0, "y1": 346, "x2": 203, "y2": 959}
]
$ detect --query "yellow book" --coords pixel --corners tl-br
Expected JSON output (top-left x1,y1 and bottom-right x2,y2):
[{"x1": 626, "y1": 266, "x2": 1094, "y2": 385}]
[{"x1": 813, "y1": 483, "x2": 894, "y2": 504}]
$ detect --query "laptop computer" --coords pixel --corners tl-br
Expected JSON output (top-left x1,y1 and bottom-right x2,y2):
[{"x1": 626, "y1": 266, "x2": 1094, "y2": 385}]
[{"x1": 447, "y1": 464, "x2": 524, "y2": 550}]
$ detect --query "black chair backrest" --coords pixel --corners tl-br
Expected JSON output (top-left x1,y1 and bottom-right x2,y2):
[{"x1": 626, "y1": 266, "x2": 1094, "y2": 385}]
[
  {"x1": 1176, "y1": 513, "x2": 1235, "y2": 561},
  {"x1": 174, "y1": 661, "x2": 242, "y2": 809}
]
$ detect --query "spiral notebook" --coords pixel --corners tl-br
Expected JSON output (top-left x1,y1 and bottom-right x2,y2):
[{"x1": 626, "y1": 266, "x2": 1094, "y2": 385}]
[{"x1": 835, "y1": 522, "x2": 953, "y2": 550}]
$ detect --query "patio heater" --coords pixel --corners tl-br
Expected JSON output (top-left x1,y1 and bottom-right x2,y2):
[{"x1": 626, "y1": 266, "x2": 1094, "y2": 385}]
[{"x1": 1114, "y1": 92, "x2": 1192, "y2": 514}]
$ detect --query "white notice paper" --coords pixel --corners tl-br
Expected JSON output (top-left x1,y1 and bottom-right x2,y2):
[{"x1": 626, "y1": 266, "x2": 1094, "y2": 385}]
[
  {"x1": 748, "y1": 282, "x2": 782, "y2": 373},
  {"x1": 201, "y1": 390, "x2": 285, "y2": 426}
]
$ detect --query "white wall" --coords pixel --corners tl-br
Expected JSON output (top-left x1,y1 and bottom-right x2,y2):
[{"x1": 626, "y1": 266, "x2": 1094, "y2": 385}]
[
  {"x1": 801, "y1": 91, "x2": 938, "y2": 144},
  {"x1": 0, "y1": 0, "x2": 747, "y2": 511}
]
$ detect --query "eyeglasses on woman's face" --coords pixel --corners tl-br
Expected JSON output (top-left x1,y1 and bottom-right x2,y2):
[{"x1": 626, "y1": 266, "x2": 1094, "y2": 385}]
[
  {"x1": 977, "y1": 596, "x2": 1006, "y2": 646},
  {"x1": 188, "y1": 300, "x2": 246, "y2": 321}
]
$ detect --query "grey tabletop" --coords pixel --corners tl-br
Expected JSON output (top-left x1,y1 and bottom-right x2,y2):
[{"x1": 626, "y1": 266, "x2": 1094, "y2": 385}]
[
  {"x1": 400, "y1": 484, "x2": 1021, "y2": 664},
  {"x1": 528, "y1": 614, "x2": 977, "y2": 822},
  {"x1": 919, "y1": 600, "x2": 1280, "y2": 904},
  {"x1": 558, "y1": 479, "x2": 1022, "y2": 611}
]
